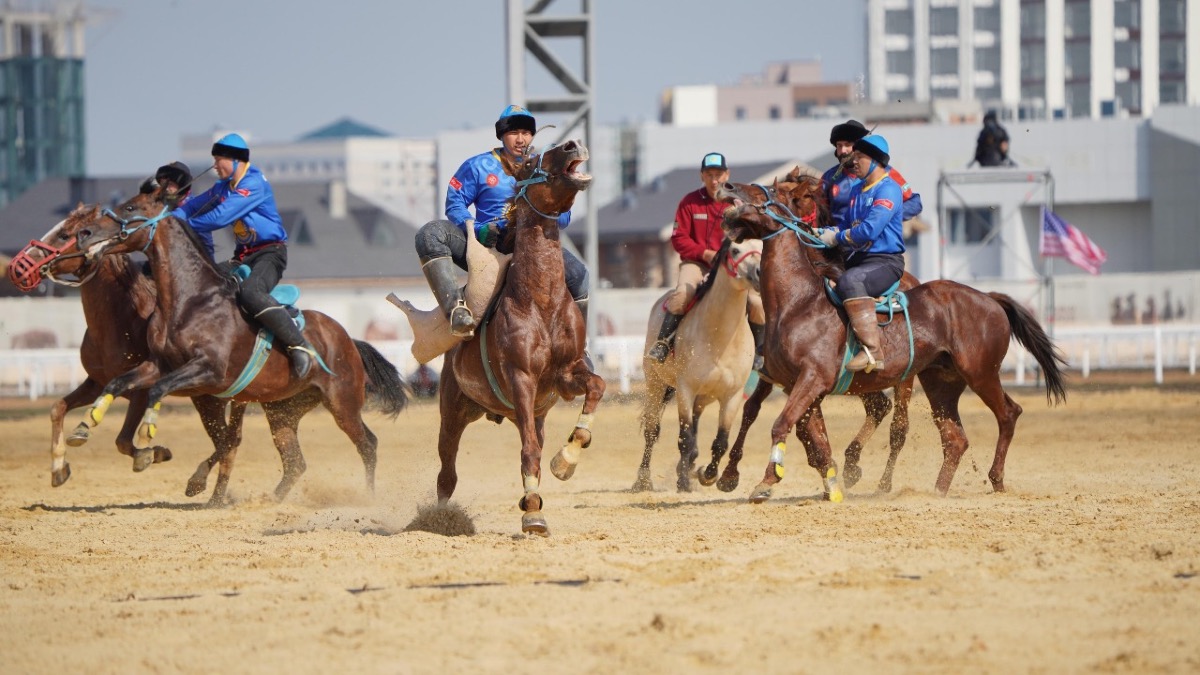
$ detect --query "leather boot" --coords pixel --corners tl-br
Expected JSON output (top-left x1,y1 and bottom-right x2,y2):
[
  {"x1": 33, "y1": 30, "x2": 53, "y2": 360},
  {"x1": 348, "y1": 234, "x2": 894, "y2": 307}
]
[
  {"x1": 844, "y1": 297, "x2": 884, "y2": 373},
  {"x1": 647, "y1": 312, "x2": 684, "y2": 363},
  {"x1": 257, "y1": 305, "x2": 315, "y2": 379},
  {"x1": 422, "y1": 256, "x2": 475, "y2": 338},
  {"x1": 749, "y1": 321, "x2": 766, "y2": 372}
]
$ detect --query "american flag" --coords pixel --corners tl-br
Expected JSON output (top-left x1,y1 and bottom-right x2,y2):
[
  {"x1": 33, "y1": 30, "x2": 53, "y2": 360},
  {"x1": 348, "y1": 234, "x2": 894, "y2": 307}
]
[{"x1": 1039, "y1": 208, "x2": 1107, "y2": 275}]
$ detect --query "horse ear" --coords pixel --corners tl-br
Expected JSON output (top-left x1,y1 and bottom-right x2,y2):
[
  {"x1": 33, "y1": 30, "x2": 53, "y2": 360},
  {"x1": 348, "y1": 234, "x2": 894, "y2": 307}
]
[{"x1": 139, "y1": 177, "x2": 158, "y2": 195}]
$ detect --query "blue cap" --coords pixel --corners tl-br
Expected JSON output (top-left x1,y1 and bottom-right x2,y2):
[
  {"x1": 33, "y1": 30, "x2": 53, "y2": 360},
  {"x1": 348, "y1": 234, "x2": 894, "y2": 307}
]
[
  {"x1": 212, "y1": 133, "x2": 249, "y2": 162},
  {"x1": 495, "y1": 105, "x2": 536, "y2": 139},
  {"x1": 701, "y1": 152, "x2": 727, "y2": 171},
  {"x1": 853, "y1": 135, "x2": 889, "y2": 166}
]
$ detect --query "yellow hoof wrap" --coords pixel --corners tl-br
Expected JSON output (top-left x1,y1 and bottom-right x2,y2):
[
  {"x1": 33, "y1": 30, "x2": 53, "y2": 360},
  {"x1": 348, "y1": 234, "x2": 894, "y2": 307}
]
[
  {"x1": 825, "y1": 466, "x2": 844, "y2": 503},
  {"x1": 770, "y1": 442, "x2": 786, "y2": 479},
  {"x1": 523, "y1": 474, "x2": 539, "y2": 494},
  {"x1": 89, "y1": 394, "x2": 115, "y2": 426}
]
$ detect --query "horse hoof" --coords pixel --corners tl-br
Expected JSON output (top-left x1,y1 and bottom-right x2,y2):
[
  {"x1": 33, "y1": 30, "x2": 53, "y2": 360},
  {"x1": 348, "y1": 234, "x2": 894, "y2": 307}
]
[
  {"x1": 66, "y1": 423, "x2": 90, "y2": 447},
  {"x1": 152, "y1": 448, "x2": 173, "y2": 464},
  {"x1": 823, "y1": 466, "x2": 844, "y2": 503},
  {"x1": 631, "y1": 475, "x2": 654, "y2": 492},
  {"x1": 697, "y1": 465, "x2": 719, "y2": 487},
  {"x1": 205, "y1": 494, "x2": 231, "y2": 509},
  {"x1": 716, "y1": 474, "x2": 740, "y2": 493},
  {"x1": 749, "y1": 483, "x2": 773, "y2": 504},
  {"x1": 132, "y1": 449, "x2": 155, "y2": 472},
  {"x1": 843, "y1": 464, "x2": 862, "y2": 489},
  {"x1": 877, "y1": 478, "x2": 893, "y2": 494},
  {"x1": 51, "y1": 464, "x2": 71, "y2": 487},
  {"x1": 550, "y1": 450, "x2": 577, "y2": 481},
  {"x1": 521, "y1": 511, "x2": 549, "y2": 536}
]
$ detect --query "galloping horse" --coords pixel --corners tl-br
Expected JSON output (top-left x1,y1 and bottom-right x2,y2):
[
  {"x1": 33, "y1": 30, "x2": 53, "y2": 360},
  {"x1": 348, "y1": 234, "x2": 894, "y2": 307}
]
[
  {"x1": 434, "y1": 140, "x2": 604, "y2": 535},
  {"x1": 7, "y1": 205, "x2": 245, "y2": 490},
  {"x1": 66, "y1": 184, "x2": 409, "y2": 502},
  {"x1": 717, "y1": 176, "x2": 1067, "y2": 502},
  {"x1": 635, "y1": 237, "x2": 762, "y2": 492}
]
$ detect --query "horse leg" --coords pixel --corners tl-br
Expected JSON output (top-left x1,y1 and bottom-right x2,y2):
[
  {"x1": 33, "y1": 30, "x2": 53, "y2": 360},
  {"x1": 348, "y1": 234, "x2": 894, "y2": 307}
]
[
  {"x1": 508, "y1": 371, "x2": 550, "y2": 535},
  {"x1": 749, "y1": 373, "x2": 823, "y2": 504},
  {"x1": 186, "y1": 397, "x2": 240, "y2": 498},
  {"x1": 116, "y1": 389, "x2": 173, "y2": 472},
  {"x1": 674, "y1": 398, "x2": 700, "y2": 492},
  {"x1": 962, "y1": 374, "x2": 1023, "y2": 493},
  {"x1": 259, "y1": 401, "x2": 305, "y2": 501},
  {"x1": 878, "y1": 379, "x2": 914, "y2": 493},
  {"x1": 68, "y1": 361, "x2": 161, "y2": 447},
  {"x1": 319, "y1": 382, "x2": 377, "y2": 494},
  {"x1": 49, "y1": 378, "x2": 103, "y2": 486},
  {"x1": 700, "y1": 391, "x2": 740, "y2": 488},
  {"x1": 550, "y1": 365, "x2": 606, "y2": 482},
  {"x1": 717, "y1": 377, "x2": 772, "y2": 492},
  {"x1": 436, "y1": 374, "x2": 481, "y2": 503},
  {"x1": 843, "y1": 391, "x2": 891, "y2": 489},
  {"x1": 633, "y1": 377, "x2": 671, "y2": 492},
  {"x1": 796, "y1": 401, "x2": 842, "y2": 502},
  {"x1": 918, "y1": 371, "x2": 970, "y2": 495}
]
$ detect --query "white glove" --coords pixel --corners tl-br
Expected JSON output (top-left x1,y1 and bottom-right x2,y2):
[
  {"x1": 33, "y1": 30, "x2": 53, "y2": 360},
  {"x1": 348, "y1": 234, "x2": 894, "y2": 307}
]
[{"x1": 818, "y1": 228, "x2": 839, "y2": 247}]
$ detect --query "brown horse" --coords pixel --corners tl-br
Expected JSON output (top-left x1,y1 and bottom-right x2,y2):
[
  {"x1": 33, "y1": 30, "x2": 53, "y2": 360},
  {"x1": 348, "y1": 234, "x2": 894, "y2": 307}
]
[
  {"x1": 709, "y1": 168, "x2": 919, "y2": 495},
  {"x1": 717, "y1": 175, "x2": 1067, "y2": 502},
  {"x1": 7, "y1": 207, "x2": 245, "y2": 492},
  {"x1": 434, "y1": 140, "x2": 604, "y2": 535},
  {"x1": 65, "y1": 185, "x2": 409, "y2": 502}
]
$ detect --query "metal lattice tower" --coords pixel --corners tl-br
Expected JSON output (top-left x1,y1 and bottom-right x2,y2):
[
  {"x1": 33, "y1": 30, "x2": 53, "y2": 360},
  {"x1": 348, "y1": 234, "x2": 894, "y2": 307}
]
[{"x1": 505, "y1": 0, "x2": 598, "y2": 336}]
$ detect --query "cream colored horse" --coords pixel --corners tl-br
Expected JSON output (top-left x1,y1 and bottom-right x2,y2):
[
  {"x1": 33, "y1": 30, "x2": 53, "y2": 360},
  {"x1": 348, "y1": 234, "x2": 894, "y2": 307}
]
[{"x1": 636, "y1": 239, "x2": 763, "y2": 491}]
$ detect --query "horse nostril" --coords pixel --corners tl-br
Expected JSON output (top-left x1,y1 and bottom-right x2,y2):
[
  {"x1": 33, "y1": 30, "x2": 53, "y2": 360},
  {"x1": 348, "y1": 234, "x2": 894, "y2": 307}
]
[{"x1": 78, "y1": 229, "x2": 91, "y2": 241}]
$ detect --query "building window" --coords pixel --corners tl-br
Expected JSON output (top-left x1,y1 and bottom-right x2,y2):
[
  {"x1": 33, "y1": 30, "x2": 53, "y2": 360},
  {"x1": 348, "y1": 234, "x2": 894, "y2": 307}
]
[
  {"x1": 1020, "y1": 4, "x2": 1045, "y2": 39},
  {"x1": 1160, "y1": 0, "x2": 1185, "y2": 33},
  {"x1": 946, "y1": 207, "x2": 995, "y2": 244},
  {"x1": 1064, "y1": 2, "x2": 1091, "y2": 38},
  {"x1": 1066, "y1": 82, "x2": 1091, "y2": 117},
  {"x1": 1065, "y1": 42, "x2": 1091, "y2": 79},
  {"x1": 930, "y1": 7, "x2": 958, "y2": 36},
  {"x1": 885, "y1": 8, "x2": 913, "y2": 34},
  {"x1": 975, "y1": 6, "x2": 1000, "y2": 33},
  {"x1": 735, "y1": 106, "x2": 746, "y2": 120},
  {"x1": 1160, "y1": 38, "x2": 1186, "y2": 75},
  {"x1": 887, "y1": 50, "x2": 914, "y2": 76},
  {"x1": 976, "y1": 46, "x2": 1000, "y2": 73},
  {"x1": 768, "y1": 105, "x2": 781, "y2": 120},
  {"x1": 793, "y1": 100, "x2": 816, "y2": 117},
  {"x1": 1115, "y1": 41, "x2": 1140, "y2": 69},
  {"x1": 1021, "y1": 43, "x2": 1046, "y2": 79},
  {"x1": 1115, "y1": 80, "x2": 1140, "y2": 112},
  {"x1": 932, "y1": 47, "x2": 958, "y2": 76},
  {"x1": 1114, "y1": 0, "x2": 1140, "y2": 29},
  {"x1": 1160, "y1": 81, "x2": 1185, "y2": 104}
]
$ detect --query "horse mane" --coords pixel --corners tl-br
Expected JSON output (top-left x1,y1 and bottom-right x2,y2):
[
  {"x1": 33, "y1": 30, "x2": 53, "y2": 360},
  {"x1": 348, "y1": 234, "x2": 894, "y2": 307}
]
[
  {"x1": 690, "y1": 237, "x2": 733, "y2": 306},
  {"x1": 105, "y1": 254, "x2": 159, "y2": 320},
  {"x1": 773, "y1": 175, "x2": 844, "y2": 282}
]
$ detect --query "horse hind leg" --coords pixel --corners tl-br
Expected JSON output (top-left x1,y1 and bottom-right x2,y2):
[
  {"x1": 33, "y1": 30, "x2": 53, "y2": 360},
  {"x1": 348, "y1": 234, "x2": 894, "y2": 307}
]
[
  {"x1": 878, "y1": 379, "x2": 914, "y2": 493},
  {"x1": 49, "y1": 378, "x2": 105, "y2": 487},
  {"x1": 717, "y1": 377, "x2": 772, "y2": 492},
  {"x1": 262, "y1": 400, "x2": 311, "y2": 501},
  {"x1": 844, "y1": 391, "x2": 892, "y2": 489},
  {"x1": 918, "y1": 371, "x2": 970, "y2": 496},
  {"x1": 964, "y1": 376, "x2": 1023, "y2": 493},
  {"x1": 675, "y1": 408, "x2": 701, "y2": 492},
  {"x1": 633, "y1": 380, "x2": 672, "y2": 492}
]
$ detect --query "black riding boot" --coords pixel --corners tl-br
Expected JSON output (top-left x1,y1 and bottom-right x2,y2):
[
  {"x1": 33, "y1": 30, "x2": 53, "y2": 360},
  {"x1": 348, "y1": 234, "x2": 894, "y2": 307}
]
[
  {"x1": 422, "y1": 256, "x2": 475, "y2": 338},
  {"x1": 257, "y1": 305, "x2": 314, "y2": 379},
  {"x1": 647, "y1": 312, "x2": 684, "y2": 363},
  {"x1": 749, "y1": 321, "x2": 766, "y2": 372}
]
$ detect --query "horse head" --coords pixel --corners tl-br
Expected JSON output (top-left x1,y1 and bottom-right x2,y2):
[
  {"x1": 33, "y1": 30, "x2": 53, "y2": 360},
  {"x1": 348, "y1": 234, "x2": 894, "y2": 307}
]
[
  {"x1": 74, "y1": 183, "x2": 173, "y2": 260},
  {"x1": 716, "y1": 172, "x2": 827, "y2": 243},
  {"x1": 508, "y1": 140, "x2": 592, "y2": 226},
  {"x1": 724, "y1": 238, "x2": 764, "y2": 293},
  {"x1": 8, "y1": 202, "x2": 109, "y2": 291}
]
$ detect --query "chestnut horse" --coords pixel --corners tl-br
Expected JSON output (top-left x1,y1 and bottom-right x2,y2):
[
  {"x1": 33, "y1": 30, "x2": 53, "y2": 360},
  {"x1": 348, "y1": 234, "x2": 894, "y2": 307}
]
[
  {"x1": 709, "y1": 168, "x2": 919, "y2": 495},
  {"x1": 434, "y1": 140, "x2": 604, "y2": 535},
  {"x1": 66, "y1": 185, "x2": 409, "y2": 501},
  {"x1": 636, "y1": 237, "x2": 762, "y2": 492},
  {"x1": 7, "y1": 207, "x2": 245, "y2": 492},
  {"x1": 718, "y1": 176, "x2": 1067, "y2": 502}
]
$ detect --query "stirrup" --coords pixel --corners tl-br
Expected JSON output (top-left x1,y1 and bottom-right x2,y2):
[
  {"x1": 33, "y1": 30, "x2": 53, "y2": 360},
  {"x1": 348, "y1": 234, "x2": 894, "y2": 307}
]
[
  {"x1": 648, "y1": 339, "x2": 671, "y2": 363},
  {"x1": 287, "y1": 344, "x2": 316, "y2": 378},
  {"x1": 847, "y1": 346, "x2": 881, "y2": 373},
  {"x1": 449, "y1": 303, "x2": 476, "y2": 338}
]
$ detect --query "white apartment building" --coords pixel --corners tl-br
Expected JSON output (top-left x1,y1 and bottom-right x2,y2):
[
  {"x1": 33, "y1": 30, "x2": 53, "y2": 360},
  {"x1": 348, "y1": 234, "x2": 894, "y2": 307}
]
[
  {"x1": 180, "y1": 120, "x2": 438, "y2": 227},
  {"x1": 867, "y1": 0, "x2": 1200, "y2": 119}
]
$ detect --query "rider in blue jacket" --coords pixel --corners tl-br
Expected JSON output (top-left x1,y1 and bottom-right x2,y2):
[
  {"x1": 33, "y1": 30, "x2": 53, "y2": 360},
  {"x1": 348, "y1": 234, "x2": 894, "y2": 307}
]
[
  {"x1": 821, "y1": 119, "x2": 922, "y2": 229},
  {"x1": 414, "y1": 105, "x2": 589, "y2": 338},
  {"x1": 170, "y1": 133, "x2": 316, "y2": 378},
  {"x1": 818, "y1": 134, "x2": 906, "y2": 373}
]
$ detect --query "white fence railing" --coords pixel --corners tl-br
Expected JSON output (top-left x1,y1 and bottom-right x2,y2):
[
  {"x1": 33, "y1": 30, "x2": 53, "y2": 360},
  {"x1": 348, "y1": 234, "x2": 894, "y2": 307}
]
[{"x1": 1, "y1": 325, "x2": 1196, "y2": 400}]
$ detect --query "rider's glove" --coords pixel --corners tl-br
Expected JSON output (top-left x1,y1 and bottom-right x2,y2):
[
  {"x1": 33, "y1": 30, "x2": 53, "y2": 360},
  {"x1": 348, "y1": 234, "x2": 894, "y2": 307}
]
[
  {"x1": 474, "y1": 221, "x2": 501, "y2": 248},
  {"x1": 818, "y1": 228, "x2": 839, "y2": 247}
]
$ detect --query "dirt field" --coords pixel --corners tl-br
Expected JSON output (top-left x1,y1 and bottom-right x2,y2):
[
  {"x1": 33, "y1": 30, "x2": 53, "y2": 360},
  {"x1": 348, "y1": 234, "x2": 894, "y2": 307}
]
[{"x1": 2, "y1": 380, "x2": 1199, "y2": 674}]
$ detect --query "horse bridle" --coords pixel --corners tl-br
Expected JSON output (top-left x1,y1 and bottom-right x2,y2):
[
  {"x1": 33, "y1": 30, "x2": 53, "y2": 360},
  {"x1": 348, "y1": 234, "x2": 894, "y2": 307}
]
[
  {"x1": 8, "y1": 236, "x2": 98, "y2": 291},
  {"x1": 511, "y1": 144, "x2": 566, "y2": 220},
  {"x1": 748, "y1": 183, "x2": 828, "y2": 249},
  {"x1": 95, "y1": 205, "x2": 173, "y2": 253}
]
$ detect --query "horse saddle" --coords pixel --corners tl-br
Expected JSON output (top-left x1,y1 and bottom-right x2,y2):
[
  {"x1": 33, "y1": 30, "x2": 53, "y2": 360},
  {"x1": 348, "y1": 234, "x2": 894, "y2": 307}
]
[{"x1": 232, "y1": 264, "x2": 305, "y2": 329}]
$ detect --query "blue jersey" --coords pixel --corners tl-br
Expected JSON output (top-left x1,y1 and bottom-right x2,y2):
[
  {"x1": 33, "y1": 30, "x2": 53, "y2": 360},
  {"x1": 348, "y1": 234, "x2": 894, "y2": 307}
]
[
  {"x1": 821, "y1": 163, "x2": 922, "y2": 229},
  {"x1": 445, "y1": 149, "x2": 570, "y2": 234},
  {"x1": 171, "y1": 163, "x2": 286, "y2": 259},
  {"x1": 837, "y1": 173, "x2": 906, "y2": 255}
]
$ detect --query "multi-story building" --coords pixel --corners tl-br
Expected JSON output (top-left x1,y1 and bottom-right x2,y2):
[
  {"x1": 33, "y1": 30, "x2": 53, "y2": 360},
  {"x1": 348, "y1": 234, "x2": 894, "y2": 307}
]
[
  {"x1": 659, "y1": 60, "x2": 857, "y2": 126},
  {"x1": 0, "y1": 2, "x2": 85, "y2": 207},
  {"x1": 867, "y1": 0, "x2": 1200, "y2": 119}
]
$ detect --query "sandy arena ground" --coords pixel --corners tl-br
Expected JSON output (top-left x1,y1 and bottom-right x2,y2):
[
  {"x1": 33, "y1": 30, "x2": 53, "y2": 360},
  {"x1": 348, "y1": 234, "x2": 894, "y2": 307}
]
[{"x1": 1, "y1": 379, "x2": 1198, "y2": 674}]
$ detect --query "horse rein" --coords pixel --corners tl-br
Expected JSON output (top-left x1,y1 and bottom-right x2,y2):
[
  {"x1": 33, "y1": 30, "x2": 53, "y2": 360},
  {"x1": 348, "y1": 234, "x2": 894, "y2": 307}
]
[
  {"x1": 749, "y1": 183, "x2": 827, "y2": 249},
  {"x1": 512, "y1": 144, "x2": 566, "y2": 221},
  {"x1": 97, "y1": 205, "x2": 173, "y2": 253}
]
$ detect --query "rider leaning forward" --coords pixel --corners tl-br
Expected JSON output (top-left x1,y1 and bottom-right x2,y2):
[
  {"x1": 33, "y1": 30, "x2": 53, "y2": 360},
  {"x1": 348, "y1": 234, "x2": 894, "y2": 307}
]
[
  {"x1": 168, "y1": 133, "x2": 317, "y2": 379},
  {"x1": 647, "y1": 152, "x2": 767, "y2": 366},
  {"x1": 817, "y1": 134, "x2": 906, "y2": 373},
  {"x1": 414, "y1": 104, "x2": 590, "y2": 338}
]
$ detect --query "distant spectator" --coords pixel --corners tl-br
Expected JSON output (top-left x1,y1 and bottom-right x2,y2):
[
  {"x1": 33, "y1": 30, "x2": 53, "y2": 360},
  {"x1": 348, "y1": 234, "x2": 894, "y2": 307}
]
[
  {"x1": 410, "y1": 364, "x2": 439, "y2": 398},
  {"x1": 973, "y1": 111, "x2": 1013, "y2": 167}
]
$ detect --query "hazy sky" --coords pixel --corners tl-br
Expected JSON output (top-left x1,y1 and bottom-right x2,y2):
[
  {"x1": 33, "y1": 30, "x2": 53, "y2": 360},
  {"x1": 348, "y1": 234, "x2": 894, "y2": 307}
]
[{"x1": 85, "y1": 0, "x2": 865, "y2": 175}]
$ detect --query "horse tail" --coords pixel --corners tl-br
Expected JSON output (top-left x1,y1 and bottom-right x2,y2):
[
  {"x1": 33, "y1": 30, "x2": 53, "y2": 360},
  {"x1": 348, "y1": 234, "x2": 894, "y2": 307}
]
[
  {"x1": 988, "y1": 293, "x2": 1068, "y2": 405},
  {"x1": 354, "y1": 340, "x2": 409, "y2": 418}
]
